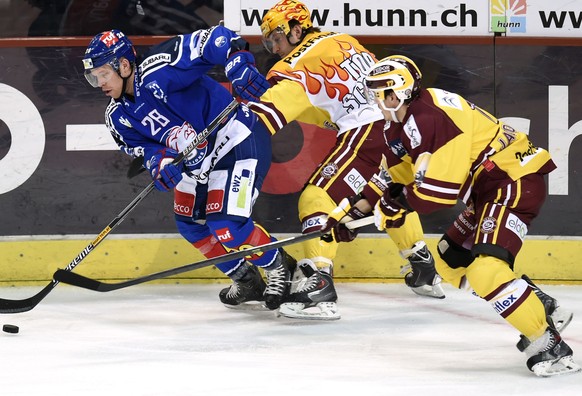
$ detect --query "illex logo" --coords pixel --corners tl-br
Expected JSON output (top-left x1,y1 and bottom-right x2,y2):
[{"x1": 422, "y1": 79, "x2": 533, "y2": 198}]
[{"x1": 490, "y1": 0, "x2": 527, "y2": 33}]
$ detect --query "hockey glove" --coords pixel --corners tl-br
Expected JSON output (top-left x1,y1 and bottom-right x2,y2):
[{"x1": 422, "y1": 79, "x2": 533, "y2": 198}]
[
  {"x1": 225, "y1": 51, "x2": 269, "y2": 101},
  {"x1": 145, "y1": 148, "x2": 184, "y2": 192},
  {"x1": 320, "y1": 195, "x2": 368, "y2": 243},
  {"x1": 373, "y1": 193, "x2": 409, "y2": 231}
]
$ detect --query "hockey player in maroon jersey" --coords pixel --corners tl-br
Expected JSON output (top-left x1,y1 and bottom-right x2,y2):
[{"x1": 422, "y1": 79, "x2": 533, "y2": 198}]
[{"x1": 323, "y1": 54, "x2": 579, "y2": 376}]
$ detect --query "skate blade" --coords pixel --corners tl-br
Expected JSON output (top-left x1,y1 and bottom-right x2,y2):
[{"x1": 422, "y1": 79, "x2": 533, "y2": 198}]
[
  {"x1": 409, "y1": 283, "x2": 446, "y2": 299},
  {"x1": 532, "y1": 356, "x2": 582, "y2": 377},
  {"x1": 223, "y1": 301, "x2": 269, "y2": 311},
  {"x1": 551, "y1": 306, "x2": 573, "y2": 333},
  {"x1": 277, "y1": 302, "x2": 341, "y2": 321}
]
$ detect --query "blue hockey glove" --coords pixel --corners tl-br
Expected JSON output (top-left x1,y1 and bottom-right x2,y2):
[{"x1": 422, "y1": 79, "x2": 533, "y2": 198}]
[
  {"x1": 225, "y1": 51, "x2": 269, "y2": 101},
  {"x1": 145, "y1": 149, "x2": 184, "y2": 192}
]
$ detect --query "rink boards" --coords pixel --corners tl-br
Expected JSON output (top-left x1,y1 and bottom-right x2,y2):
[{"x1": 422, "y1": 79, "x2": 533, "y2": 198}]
[{"x1": 1, "y1": 235, "x2": 581, "y2": 286}]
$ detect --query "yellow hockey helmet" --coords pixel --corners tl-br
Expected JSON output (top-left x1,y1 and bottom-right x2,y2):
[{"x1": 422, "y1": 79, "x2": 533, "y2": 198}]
[
  {"x1": 260, "y1": 0, "x2": 313, "y2": 38},
  {"x1": 364, "y1": 55, "x2": 422, "y2": 112}
]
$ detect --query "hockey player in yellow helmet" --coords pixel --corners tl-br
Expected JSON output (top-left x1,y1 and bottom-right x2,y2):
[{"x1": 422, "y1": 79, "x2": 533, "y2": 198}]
[
  {"x1": 260, "y1": 0, "x2": 325, "y2": 62},
  {"x1": 260, "y1": 0, "x2": 313, "y2": 38},
  {"x1": 241, "y1": 1, "x2": 446, "y2": 321},
  {"x1": 323, "y1": 54, "x2": 579, "y2": 376}
]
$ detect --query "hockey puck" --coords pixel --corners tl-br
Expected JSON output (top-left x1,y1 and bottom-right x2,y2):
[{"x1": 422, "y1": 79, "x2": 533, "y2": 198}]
[{"x1": 2, "y1": 324, "x2": 19, "y2": 334}]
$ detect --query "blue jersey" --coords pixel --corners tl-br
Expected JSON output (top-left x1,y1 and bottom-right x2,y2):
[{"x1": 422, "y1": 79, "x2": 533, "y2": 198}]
[{"x1": 104, "y1": 26, "x2": 255, "y2": 180}]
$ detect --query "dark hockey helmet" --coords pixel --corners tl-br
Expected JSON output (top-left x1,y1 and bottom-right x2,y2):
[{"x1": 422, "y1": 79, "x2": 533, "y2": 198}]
[
  {"x1": 364, "y1": 55, "x2": 422, "y2": 111},
  {"x1": 82, "y1": 30, "x2": 136, "y2": 87}
]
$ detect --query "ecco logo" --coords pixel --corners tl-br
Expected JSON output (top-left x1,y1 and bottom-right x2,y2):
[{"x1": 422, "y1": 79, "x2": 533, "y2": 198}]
[
  {"x1": 174, "y1": 203, "x2": 191, "y2": 215},
  {"x1": 206, "y1": 202, "x2": 221, "y2": 213}
]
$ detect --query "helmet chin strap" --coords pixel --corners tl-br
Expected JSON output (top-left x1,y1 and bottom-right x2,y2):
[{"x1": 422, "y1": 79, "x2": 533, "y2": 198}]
[
  {"x1": 389, "y1": 109, "x2": 401, "y2": 123},
  {"x1": 379, "y1": 98, "x2": 405, "y2": 123}
]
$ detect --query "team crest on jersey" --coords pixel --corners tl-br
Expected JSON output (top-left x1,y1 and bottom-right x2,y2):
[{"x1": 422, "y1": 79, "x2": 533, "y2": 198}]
[
  {"x1": 320, "y1": 162, "x2": 338, "y2": 179},
  {"x1": 389, "y1": 138, "x2": 407, "y2": 158},
  {"x1": 214, "y1": 36, "x2": 227, "y2": 48},
  {"x1": 165, "y1": 122, "x2": 208, "y2": 167},
  {"x1": 145, "y1": 81, "x2": 167, "y2": 102},
  {"x1": 481, "y1": 216, "x2": 497, "y2": 234}
]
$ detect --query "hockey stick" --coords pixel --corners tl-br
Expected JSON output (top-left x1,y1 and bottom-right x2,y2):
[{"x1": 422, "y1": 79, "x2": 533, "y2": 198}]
[
  {"x1": 53, "y1": 216, "x2": 375, "y2": 292},
  {"x1": 0, "y1": 100, "x2": 239, "y2": 314},
  {"x1": 127, "y1": 155, "x2": 146, "y2": 179}
]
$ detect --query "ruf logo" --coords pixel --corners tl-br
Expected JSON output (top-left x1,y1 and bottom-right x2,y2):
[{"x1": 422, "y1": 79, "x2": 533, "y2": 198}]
[
  {"x1": 490, "y1": 0, "x2": 527, "y2": 33},
  {"x1": 100, "y1": 31, "x2": 119, "y2": 47},
  {"x1": 215, "y1": 227, "x2": 234, "y2": 243}
]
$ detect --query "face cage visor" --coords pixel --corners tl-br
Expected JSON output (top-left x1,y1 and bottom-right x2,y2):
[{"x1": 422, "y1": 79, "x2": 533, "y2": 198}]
[{"x1": 83, "y1": 57, "x2": 120, "y2": 88}]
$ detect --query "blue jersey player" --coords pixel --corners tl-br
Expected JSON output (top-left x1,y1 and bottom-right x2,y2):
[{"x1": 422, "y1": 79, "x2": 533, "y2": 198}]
[{"x1": 82, "y1": 28, "x2": 293, "y2": 311}]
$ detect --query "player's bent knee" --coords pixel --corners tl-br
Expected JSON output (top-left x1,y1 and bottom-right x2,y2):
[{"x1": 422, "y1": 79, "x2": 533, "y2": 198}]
[
  {"x1": 432, "y1": 235, "x2": 473, "y2": 288},
  {"x1": 465, "y1": 255, "x2": 516, "y2": 298},
  {"x1": 437, "y1": 234, "x2": 475, "y2": 269}
]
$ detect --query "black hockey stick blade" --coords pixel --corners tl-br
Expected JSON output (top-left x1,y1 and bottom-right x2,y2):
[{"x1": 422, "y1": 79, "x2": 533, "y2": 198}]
[
  {"x1": 0, "y1": 281, "x2": 56, "y2": 314},
  {"x1": 54, "y1": 217, "x2": 374, "y2": 292},
  {"x1": 127, "y1": 156, "x2": 146, "y2": 179}
]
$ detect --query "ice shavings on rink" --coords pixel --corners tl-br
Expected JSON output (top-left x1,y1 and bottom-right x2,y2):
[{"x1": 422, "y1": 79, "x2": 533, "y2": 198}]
[{"x1": 1, "y1": 282, "x2": 581, "y2": 395}]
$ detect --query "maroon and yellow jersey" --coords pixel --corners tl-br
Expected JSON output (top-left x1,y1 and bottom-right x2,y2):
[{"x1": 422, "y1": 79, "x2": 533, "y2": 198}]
[
  {"x1": 249, "y1": 31, "x2": 383, "y2": 135},
  {"x1": 365, "y1": 88, "x2": 556, "y2": 214}
]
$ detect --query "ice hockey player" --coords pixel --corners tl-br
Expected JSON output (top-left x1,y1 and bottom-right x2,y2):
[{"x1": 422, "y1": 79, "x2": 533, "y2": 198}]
[
  {"x1": 81, "y1": 28, "x2": 295, "y2": 311},
  {"x1": 239, "y1": 0, "x2": 445, "y2": 320},
  {"x1": 323, "y1": 54, "x2": 579, "y2": 376}
]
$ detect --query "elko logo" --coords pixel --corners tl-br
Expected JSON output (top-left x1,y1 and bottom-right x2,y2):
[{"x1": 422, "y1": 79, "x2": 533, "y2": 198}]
[{"x1": 490, "y1": 0, "x2": 527, "y2": 33}]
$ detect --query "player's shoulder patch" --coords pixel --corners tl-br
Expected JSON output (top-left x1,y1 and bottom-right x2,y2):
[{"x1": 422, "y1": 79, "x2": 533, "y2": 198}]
[
  {"x1": 138, "y1": 36, "x2": 181, "y2": 78},
  {"x1": 191, "y1": 27, "x2": 217, "y2": 58},
  {"x1": 430, "y1": 88, "x2": 463, "y2": 110}
]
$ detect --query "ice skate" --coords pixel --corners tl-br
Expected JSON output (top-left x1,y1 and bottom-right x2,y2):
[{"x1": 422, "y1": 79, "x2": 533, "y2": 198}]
[
  {"x1": 219, "y1": 263, "x2": 267, "y2": 310},
  {"x1": 401, "y1": 242, "x2": 445, "y2": 299},
  {"x1": 263, "y1": 249, "x2": 296, "y2": 310},
  {"x1": 520, "y1": 326, "x2": 581, "y2": 377},
  {"x1": 522, "y1": 274, "x2": 572, "y2": 332},
  {"x1": 278, "y1": 259, "x2": 340, "y2": 321}
]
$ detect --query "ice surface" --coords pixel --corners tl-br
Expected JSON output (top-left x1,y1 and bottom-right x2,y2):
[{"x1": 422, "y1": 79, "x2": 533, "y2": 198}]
[{"x1": 1, "y1": 282, "x2": 581, "y2": 395}]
